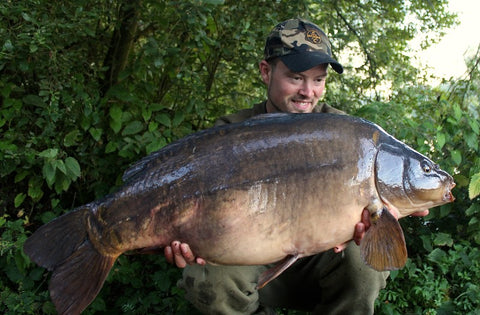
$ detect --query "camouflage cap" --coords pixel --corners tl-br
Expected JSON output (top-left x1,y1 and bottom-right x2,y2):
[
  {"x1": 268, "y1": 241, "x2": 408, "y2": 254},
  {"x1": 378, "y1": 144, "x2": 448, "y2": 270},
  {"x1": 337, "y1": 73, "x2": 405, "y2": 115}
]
[{"x1": 264, "y1": 19, "x2": 343, "y2": 74}]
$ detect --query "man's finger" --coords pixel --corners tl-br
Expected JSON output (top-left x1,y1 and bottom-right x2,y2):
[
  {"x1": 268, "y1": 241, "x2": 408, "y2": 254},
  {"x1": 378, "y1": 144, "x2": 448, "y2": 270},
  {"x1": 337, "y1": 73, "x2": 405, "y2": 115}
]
[
  {"x1": 362, "y1": 209, "x2": 371, "y2": 229},
  {"x1": 410, "y1": 209, "x2": 429, "y2": 217},
  {"x1": 164, "y1": 246, "x2": 174, "y2": 264},
  {"x1": 353, "y1": 223, "x2": 365, "y2": 245},
  {"x1": 172, "y1": 241, "x2": 187, "y2": 268},
  {"x1": 180, "y1": 243, "x2": 196, "y2": 264}
]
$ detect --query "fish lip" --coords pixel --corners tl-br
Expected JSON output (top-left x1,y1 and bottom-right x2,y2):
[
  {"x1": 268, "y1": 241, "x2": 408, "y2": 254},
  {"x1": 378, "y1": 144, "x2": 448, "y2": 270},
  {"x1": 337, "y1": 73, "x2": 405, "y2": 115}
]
[
  {"x1": 444, "y1": 190, "x2": 455, "y2": 202},
  {"x1": 443, "y1": 182, "x2": 456, "y2": 202}
]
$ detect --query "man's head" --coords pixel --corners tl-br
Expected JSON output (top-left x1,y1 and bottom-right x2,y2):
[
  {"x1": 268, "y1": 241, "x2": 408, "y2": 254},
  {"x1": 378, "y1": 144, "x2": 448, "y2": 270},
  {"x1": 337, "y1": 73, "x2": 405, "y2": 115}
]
[
  {"x1": 260, "y1": 19, "x2": 343, "y2": 113},
  {"x1": 264, "y1": 19, "x2": 343, "y2": 74}
]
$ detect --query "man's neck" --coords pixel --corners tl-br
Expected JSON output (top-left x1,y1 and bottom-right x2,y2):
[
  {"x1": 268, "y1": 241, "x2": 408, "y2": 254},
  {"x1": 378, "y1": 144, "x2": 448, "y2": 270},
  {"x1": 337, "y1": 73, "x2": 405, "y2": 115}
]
[{"x1": 265, "y1": 100, "x2": 283, "y2": 113}]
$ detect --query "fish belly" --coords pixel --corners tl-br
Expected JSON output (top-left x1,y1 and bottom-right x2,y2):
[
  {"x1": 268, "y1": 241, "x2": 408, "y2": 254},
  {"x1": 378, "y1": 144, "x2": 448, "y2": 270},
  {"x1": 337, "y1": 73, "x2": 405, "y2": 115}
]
[{"x1": 160, "y1": 176, "x2": 368, "y2": 266}]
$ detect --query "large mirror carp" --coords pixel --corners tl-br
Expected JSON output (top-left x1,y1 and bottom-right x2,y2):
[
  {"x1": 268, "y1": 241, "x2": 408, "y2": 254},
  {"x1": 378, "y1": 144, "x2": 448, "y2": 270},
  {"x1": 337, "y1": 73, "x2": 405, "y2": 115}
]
[{"x1": 24, "y1": 113, "x2": 455, "y2": 314}]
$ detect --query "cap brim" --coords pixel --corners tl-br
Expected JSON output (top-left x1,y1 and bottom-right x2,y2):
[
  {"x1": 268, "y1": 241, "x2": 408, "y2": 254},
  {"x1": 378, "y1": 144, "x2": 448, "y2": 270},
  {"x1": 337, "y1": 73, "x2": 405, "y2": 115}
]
[{"x1": 280, "y1": 52, "x2": 343, "y2": 74}]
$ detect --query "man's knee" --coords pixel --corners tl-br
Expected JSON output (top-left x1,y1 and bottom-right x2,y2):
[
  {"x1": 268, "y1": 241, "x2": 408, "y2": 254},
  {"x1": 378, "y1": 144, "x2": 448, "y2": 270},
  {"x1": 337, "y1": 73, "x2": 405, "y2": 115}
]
[{"x1": 178, "y1": 264, "x2": 266, "y2": 315}]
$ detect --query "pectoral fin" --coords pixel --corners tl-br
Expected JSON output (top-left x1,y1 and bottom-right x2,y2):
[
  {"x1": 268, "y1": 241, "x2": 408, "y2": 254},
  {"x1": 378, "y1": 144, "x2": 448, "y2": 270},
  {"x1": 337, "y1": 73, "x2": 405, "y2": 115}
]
[
  {"x1": 360, "y1": 208, "x2": 407, "y2": 271},
  {"x1": 256, "y1": 254, "x2": 299, "y2": 289}
]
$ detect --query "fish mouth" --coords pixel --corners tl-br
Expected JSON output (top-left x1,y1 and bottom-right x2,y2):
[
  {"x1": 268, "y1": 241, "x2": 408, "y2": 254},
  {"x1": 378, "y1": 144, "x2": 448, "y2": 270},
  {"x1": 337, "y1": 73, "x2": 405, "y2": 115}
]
[{"x1": 443, "y1": 182, "x2": 456, "y2": 202}]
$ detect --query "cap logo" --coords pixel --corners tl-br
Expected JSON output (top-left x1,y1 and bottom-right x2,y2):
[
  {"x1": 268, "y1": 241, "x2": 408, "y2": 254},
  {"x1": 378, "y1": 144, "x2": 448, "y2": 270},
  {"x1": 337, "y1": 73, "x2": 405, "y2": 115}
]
[{"x1": 306, "y1": 30, "x2": 322, "y2": 44}]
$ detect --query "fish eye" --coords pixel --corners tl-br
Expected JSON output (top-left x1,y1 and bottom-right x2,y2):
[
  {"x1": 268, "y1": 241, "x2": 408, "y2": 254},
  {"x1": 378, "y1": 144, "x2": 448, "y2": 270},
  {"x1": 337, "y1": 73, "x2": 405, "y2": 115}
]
[{"x1": 421, "y1": 161, "x2": 432, "y2": 173}]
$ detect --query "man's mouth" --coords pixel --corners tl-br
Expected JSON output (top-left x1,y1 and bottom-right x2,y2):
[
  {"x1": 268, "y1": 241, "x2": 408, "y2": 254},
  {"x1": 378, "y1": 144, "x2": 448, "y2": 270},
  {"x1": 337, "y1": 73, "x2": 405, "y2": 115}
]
[{"x1": 292, "y1": 100, "x2": 312, "y2": 109}]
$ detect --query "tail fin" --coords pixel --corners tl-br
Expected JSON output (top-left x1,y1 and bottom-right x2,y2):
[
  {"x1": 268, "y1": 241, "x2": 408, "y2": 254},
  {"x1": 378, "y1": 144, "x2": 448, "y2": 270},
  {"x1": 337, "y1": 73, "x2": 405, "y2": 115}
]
[
  {"x1": 24, "y1": 207, "x2": 117, "y2": 314},
  {"x1": 49, "y1": 240, "x2": 116, "y2": 314},
  {"x1": 24, "y1": 208, "x2": 89, "y2": 270}
]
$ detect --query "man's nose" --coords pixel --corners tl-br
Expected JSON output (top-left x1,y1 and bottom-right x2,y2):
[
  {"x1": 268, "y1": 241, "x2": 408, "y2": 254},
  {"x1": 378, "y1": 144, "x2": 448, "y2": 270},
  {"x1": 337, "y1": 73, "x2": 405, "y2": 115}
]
[{"x1": 299, "y1": 81, "x2": 314, "y2": 98}]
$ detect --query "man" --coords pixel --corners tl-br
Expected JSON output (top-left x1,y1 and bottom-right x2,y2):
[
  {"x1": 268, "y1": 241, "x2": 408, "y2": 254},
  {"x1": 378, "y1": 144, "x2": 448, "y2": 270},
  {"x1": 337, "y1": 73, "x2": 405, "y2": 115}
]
[{"x1": 165, "y1": 18, "x2": 388, "y2": 314}]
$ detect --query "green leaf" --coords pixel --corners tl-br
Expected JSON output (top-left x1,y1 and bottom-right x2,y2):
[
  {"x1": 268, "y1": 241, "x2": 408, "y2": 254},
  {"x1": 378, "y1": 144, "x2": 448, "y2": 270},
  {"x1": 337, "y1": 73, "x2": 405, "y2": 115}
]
[
  {"x1": 465, "y1": 132, "x2": 479, "y2": 151},
  {"x1": 28, "y1": 177, "x2": 43, "y2": 202},
  {"x1": 148, "y1": 121, "x2": 159, "y2": 132},
  {"x1": 466, "y1": 203, "x2": 480, "y2": 216},
  {"x1": 38, "y1": 148, "x2": 59, "y2": 159},
  {"x1": 436, "y1": 132, "x2": 446, "y2": 150},
  {"x1": 142, "y1": 108, "x2": 152, "y2": 121},
  {"x1": 453, "y1": 174, "x2": 470, "y2": 188},
  {"x1": 30, "y1": 44, "x2": 38, "y2": 53},
  {"x1": 450, "y1": 150, "x2": 462, "y2": 166},
  {"x1": 42, "y1": 161, "x2": 56, "y2": 186},
  {"x1": 420, "y1": 234, "x2": 433, "y2": 252},
  {"x1": 110, "y1": 106, "x2": 123, "y2": 122},
  {"x1": 22, "y1": 94, "x2": 45, "y2": 107},
  {"x1": 469, "y1": 118, "x2": 480, "y2": 135},
  {"x1": 110, "y1": 119, "x2": 122, "y2": 134},
  {"x1": 453, "y1": 103, "x2": 462, "y2": 122},
  {"x1": 21, "y1": 12, "x2": 32, "y2": 22},
  {"x1": 51, "y1": 199, "x2": 60, "y2": 209},
  {"x1": 54, "y1": 160, "x2": 67, "y2": 175},
  {"x1": 40, "y1": 211, "x2": 57, "y2": 224},
  {"x1": 14, "y1": 193, "x2": 26, "y2": 208},
  {"x1": 469, "y1": 217, "x2": 479, "y2": 226},
  {"x1": 65, "y1": 157, "x2": 81, "y2": 179},
  {"x1": 146, "y1": 138, "x2": 167, "y2": 154},
  {"x1": 427, "y1": 248, "x2": 448, "y2": 273},
  {"x1": 64, "y1": 129, "x2": 81, "y2": 147},
  {"x1": 172, "y1": 111, "x2": 184, "y2": 127},
  {"x1": 157, "y1": 114, "x2": 171, "y2": 127},
  {"x1": 469, "y1": 173, "x2": 480, "y2": 200},
  {"x1": 89, "y1": 127, "x2": 103, "y2": 141},
  {"x1": 433, "y1": 233, "x2": 453, "y2": 247},
  {"x1": 56, "y1": 175, "x2": 71, "y2": 192},
  {"x1": 122, "y1": 120, "x2": 144, "y2": 136},
  {"x1": 14, "y1": 170, "x2": 29, "y2": 183},
  {"x1": 105, "y1": 141, "x2": 118, "y2": 153},
  {"x1": 2, "y1": 39, "x2": 14, "y2": 52}
]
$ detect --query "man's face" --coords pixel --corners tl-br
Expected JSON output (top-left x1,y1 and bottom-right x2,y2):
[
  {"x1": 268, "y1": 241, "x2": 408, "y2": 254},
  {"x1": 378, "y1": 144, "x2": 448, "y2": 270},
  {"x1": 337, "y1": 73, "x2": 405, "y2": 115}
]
[{"x1": 260, "y1": 60, "x2": 327, "y2": 113}]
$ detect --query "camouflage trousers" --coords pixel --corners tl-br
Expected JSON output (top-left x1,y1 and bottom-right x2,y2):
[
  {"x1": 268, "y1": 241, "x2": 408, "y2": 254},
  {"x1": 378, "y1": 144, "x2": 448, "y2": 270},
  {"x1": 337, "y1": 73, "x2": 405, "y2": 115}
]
[{"x1": 177, "y1": 242, "x2": 389, "y2": 314}]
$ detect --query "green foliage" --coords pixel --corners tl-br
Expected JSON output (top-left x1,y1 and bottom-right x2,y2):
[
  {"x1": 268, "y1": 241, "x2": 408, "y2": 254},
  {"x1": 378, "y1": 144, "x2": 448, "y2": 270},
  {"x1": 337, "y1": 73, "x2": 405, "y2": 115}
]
[
  {"x1": 0, "y1": 0, "x2": 477, "y2": 314},
  {"x1": 376, "y1": 242, "x2": 480, "y2": 315},
  {"x1": 0, "y1": 216, "x2": 54, "y2": 314}
]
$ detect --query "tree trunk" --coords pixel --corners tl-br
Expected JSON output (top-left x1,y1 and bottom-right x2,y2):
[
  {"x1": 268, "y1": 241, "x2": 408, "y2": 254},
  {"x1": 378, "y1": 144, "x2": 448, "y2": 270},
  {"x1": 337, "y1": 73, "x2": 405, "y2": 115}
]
[{"x1": 100, "y1": 0, "x2": 141, "y2": 96}]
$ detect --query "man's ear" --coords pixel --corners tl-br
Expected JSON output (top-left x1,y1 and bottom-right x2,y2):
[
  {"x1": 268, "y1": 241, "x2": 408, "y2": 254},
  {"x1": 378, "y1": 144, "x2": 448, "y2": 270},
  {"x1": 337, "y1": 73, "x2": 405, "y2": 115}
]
[{"x1": 259, "y1": 60, "x2": 271, "y2": 85}]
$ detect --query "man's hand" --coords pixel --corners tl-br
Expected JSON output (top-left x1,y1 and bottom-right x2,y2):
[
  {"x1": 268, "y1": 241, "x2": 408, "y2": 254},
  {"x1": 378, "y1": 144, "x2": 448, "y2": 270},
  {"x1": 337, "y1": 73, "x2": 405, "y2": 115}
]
[
  {"x1": 350, "y1": 208, "x2": 370, "y2": 246},
  {"x1": 164, "y1": 241, "x2": 206, "y2": 268}
]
